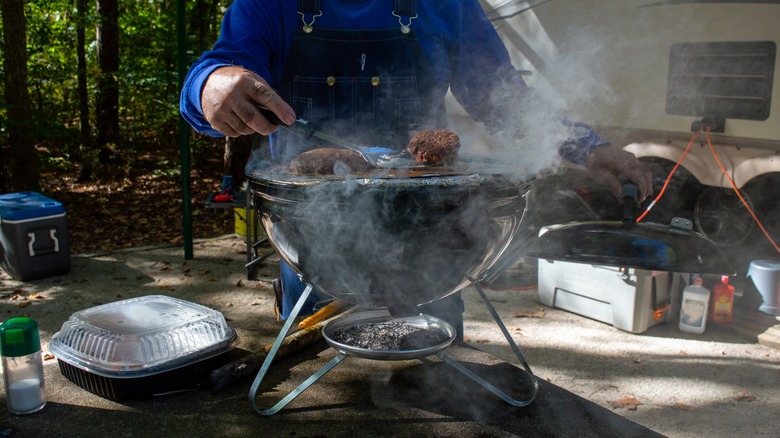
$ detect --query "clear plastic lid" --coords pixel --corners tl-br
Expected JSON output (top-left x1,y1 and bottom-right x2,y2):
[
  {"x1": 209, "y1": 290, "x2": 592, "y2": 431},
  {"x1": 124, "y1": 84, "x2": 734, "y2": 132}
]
[{"x1": 49, "y1": 295, "x2": 236, "y2": 378}]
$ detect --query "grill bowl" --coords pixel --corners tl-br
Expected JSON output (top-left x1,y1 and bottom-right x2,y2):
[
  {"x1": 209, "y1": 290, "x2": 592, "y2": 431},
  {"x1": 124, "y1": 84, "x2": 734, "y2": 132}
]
[{"x1": 248, "y1": 164, "x2": 530, "y2": 310}]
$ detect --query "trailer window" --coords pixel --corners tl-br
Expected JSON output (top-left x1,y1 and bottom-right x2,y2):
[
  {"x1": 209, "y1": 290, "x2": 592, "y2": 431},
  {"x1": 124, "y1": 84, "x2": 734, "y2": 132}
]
[{"x1": 666, "y1": 41, "x2": 775, "y2": 121}]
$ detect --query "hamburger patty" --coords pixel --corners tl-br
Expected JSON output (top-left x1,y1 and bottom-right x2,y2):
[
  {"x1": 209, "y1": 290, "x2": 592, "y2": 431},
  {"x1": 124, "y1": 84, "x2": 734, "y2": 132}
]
[
  {"x1": 406, "y1": 130, "x2": 460, "y2": 165},
  {"x1": 289, "y1": 148, "x2": 372, "y2": 175}
]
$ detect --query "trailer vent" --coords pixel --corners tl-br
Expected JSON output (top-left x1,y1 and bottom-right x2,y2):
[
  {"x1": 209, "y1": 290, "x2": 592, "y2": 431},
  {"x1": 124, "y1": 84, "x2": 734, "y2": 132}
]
[{"x1": 666, "y1": 41, "x2": 775, "y2": 121}]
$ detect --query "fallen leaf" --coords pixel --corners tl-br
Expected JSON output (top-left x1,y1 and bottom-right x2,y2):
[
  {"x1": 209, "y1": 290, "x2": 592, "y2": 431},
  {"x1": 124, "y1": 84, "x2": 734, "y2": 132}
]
[
  {"x1": 673, "y1": 402, "x2": 691, "y2": 410},
  {"x1": 43, "y1": 353, "x2": 55, "y2": 361},
  {"x1": 236, "y1": 279, "x2": 244, "y2": 287},
  {"x1": 15, "y1": 301, "x2": 31, "y2": 309},
  {"x1": 610, "y1": 396, "x2": 642, "y2": 410},
  {"x1": 512, "y1": 307, "x2": 545, "y2": 318},
  {"x1": 735, "y1": 391, "x2": 757, "y2": 402}
]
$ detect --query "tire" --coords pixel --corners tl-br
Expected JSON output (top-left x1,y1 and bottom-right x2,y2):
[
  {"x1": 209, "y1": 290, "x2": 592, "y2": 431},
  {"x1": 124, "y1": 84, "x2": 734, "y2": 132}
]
[{"x1": 693, "y1": 186, "x2": 755, "y2": 248}]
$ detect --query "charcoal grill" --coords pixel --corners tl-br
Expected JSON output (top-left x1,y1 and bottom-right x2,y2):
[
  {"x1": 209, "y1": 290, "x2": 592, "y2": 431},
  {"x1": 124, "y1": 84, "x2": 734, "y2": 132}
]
[{"x1": 246, "y1": 162, "x2": 539, "y2": 415}]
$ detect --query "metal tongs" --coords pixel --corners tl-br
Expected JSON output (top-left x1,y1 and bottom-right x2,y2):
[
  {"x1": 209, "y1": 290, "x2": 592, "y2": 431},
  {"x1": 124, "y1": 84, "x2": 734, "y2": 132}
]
[{"x1": 256, "y1": 105, "x2": 413, "y2": 168}]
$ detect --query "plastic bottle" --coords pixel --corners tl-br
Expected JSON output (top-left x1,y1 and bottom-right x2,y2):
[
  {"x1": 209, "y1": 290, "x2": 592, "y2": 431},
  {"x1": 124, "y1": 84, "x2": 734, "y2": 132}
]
[
  {"x1": 711, "y1": 275, "x2": 735, "y2": 323},
  {"x1": 679, "y1": 276, "x2": 710, "y2": 334},
  {"x1": 0, "y1": 317, "x2": 46, "y2": 414}
]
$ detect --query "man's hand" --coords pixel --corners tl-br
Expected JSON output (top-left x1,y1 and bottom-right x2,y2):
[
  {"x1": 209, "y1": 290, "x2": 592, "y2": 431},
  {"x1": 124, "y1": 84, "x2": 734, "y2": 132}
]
[
  {"x1": 201, "y1": 66, "x2": 296, "y2": 137},
  {"x1": 585, "y1": 143, "x2": 653, "y2": 202}
]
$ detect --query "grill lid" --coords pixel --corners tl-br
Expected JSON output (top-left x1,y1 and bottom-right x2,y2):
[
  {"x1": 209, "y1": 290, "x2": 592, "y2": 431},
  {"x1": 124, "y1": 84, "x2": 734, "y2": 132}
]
[
  {"x1": 524, "y1": 219, "x2": 735, "y2": 274},
  {"x1": 522, "y1": 183, "x2": 734, "y2": 274}
]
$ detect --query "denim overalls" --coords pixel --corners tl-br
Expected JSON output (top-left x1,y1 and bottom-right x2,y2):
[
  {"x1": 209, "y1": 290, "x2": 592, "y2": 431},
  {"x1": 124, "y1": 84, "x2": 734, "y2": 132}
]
[{"x1": 276, "y1": 0, "x2": 464, "y2": 336}]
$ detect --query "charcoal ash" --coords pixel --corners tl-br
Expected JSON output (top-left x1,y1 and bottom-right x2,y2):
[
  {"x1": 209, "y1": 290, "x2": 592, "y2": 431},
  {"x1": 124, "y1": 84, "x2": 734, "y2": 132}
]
[{"x1": 331, "y1": 321, "x2": 450, "y2": 351}]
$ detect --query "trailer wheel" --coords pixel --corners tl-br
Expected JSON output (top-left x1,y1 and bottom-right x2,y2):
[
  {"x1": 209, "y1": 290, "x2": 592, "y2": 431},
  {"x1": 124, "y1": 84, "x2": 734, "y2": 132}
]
[{"x1": 693, "y1": 186, "x2": 755, "y2": 248}]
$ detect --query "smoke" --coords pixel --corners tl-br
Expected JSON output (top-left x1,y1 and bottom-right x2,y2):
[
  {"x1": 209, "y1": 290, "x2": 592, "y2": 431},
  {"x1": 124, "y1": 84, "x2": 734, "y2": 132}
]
[
  {"x1": 254, "y1": 168, "x2": 522, "y2": 314},
  {"x1": 241, "y1": 0, "x2": 715, "y2": 317}
]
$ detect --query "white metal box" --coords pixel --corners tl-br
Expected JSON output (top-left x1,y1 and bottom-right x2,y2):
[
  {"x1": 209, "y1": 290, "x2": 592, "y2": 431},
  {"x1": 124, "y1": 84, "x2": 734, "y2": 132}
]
[{"x1": 538, "y1": 259, "x2": 675, "y2": 333}]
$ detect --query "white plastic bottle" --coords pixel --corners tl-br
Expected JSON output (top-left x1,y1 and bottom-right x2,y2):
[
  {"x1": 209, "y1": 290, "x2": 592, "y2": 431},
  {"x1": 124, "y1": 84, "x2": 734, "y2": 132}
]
[{"x1": 679, "y1": 276, "x2": 710, "y2": 334}]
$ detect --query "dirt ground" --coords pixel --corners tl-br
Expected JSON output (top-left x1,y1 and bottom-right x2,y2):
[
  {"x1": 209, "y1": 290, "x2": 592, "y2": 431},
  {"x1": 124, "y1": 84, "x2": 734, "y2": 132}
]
[{"x1": 1, "y1": 235, "x2": 777, "y2": 438}]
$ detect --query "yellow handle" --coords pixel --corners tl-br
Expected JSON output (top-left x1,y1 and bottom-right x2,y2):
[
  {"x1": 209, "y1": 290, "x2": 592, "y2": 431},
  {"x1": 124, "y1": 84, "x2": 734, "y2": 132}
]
[{"x1": 298, "y1": 299, "x2": 349, "y2": 330}]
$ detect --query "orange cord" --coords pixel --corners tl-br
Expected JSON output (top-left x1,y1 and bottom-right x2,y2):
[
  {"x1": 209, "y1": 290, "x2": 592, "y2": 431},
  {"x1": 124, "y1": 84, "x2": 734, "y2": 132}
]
[
  {"x1": 635, "y1": 128, "x2": 701, "y2": 223},
  {"x1": 634, "y1": 125, "x2": 780, "y2": 254},
  {"x1": 704, "y1": 129, "x2": 780, "y2": 254}
]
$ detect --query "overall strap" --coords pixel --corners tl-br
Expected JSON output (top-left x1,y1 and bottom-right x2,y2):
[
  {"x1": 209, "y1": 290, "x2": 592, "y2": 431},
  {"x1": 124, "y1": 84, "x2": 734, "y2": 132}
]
[
  {"x1": 297, "y1": 0, "x2": 419, "y2": 34},
  {"x1": 394, "y1": 0, "x2": 417, "y2": 17},
  {"x1": 393, "y1": 0, "x2": 418, "y2": 34},
  {"x1": 298, "y1": 0, "x2": 320, "y2": 13},
  {"x1": 297, "y1": 0, "x2": 322, "y2": 33}
]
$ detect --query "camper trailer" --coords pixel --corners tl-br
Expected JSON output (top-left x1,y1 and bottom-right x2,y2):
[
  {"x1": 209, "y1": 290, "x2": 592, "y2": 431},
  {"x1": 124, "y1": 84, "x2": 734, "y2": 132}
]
[{"x1": 465, "y1": 0, "x2": 779, "y2": 256}]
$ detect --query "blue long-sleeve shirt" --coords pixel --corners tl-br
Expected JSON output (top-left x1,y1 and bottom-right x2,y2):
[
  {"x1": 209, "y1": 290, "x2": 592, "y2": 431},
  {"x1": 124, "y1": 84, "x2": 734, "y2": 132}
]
[{"x1": 179, "y1": 0, "x2": 604, "y2": 163}]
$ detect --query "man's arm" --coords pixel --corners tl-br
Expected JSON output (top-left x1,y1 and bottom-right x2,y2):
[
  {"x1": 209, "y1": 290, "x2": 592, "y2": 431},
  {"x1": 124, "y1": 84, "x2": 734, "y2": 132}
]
[{"x1": 179, "y1": 0, "x2": 292, "y2": 136}]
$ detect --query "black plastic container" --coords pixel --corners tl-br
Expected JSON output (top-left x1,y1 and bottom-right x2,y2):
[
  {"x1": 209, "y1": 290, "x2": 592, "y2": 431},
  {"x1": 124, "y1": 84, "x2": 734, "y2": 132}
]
[{"x1": 49, "y1": 295, "x2": 237, "y2": 401}]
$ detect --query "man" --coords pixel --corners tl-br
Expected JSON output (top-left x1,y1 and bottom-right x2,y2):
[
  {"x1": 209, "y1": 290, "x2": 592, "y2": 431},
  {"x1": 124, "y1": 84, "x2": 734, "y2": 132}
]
[{"x1": 180, "y1": 0, "x2": 653, "y2": 331}]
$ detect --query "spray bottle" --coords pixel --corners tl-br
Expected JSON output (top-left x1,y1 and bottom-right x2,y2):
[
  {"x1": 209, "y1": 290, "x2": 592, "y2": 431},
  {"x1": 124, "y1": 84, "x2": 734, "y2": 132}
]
[{"x1": 679, "y1": 276, "x2": 710, "y2": 334}]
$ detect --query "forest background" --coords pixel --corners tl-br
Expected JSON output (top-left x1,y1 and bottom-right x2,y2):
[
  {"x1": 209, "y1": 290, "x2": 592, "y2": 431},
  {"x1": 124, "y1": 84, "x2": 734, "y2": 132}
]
[{"x1": 0, "y1": 0, "x2": 239, "y2": 253}]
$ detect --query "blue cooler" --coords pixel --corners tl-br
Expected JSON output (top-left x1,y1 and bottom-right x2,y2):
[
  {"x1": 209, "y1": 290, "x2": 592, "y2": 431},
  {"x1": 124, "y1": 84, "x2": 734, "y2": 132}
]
[{"x1": 0, "y1": 192, "x2": 70, "y2": 281}]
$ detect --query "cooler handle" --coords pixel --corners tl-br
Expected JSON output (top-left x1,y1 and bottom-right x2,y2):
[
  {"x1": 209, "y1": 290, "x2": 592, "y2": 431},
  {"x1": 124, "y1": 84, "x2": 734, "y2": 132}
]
[{"x1": 27, "y1": 229, "x2": 60, "y2": 256}]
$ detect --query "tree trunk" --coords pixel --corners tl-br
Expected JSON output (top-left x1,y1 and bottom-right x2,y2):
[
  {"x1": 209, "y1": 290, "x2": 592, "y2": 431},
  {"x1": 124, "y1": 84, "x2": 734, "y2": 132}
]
[
  {"x1": 224, "y1": 136, "x2": 253, "y2": 189},
  {"x1": 1, "y1": 0, "x2": 39, "y2": 192},
  {"x1": 95, "y1": 0, "x2": 120, "y2": 152},
  {"x1": 76, "y1": 0, "x2": 91, "y2": 153},
  {"x1": 191, "y1": 0, "x2": 222, "y2": 54}
]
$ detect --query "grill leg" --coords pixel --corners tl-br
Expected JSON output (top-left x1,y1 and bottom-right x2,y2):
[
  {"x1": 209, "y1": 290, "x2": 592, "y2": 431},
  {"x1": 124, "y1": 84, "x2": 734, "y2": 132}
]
[
  {"x1": 437, "y1": 278, "x2": 539, "y2": 407},
  {"x1": 248, "y1": 281, "x2": 346, "y2": 415}
]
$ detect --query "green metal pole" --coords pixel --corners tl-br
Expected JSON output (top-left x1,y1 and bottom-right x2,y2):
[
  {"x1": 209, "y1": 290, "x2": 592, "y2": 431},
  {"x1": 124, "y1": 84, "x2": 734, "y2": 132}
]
[{"x1": 176, "y1": 0, "x2": 193, "y2": 259}]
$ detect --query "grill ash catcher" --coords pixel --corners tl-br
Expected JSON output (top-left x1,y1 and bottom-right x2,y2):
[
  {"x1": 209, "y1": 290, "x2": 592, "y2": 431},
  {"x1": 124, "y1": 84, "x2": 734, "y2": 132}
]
[
  {"x1": 248, "y1": 279, "x2": 539, "y2": 416},
  {"x1": 246, "y1": 163, "x2": 540, "y2": 415}
]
